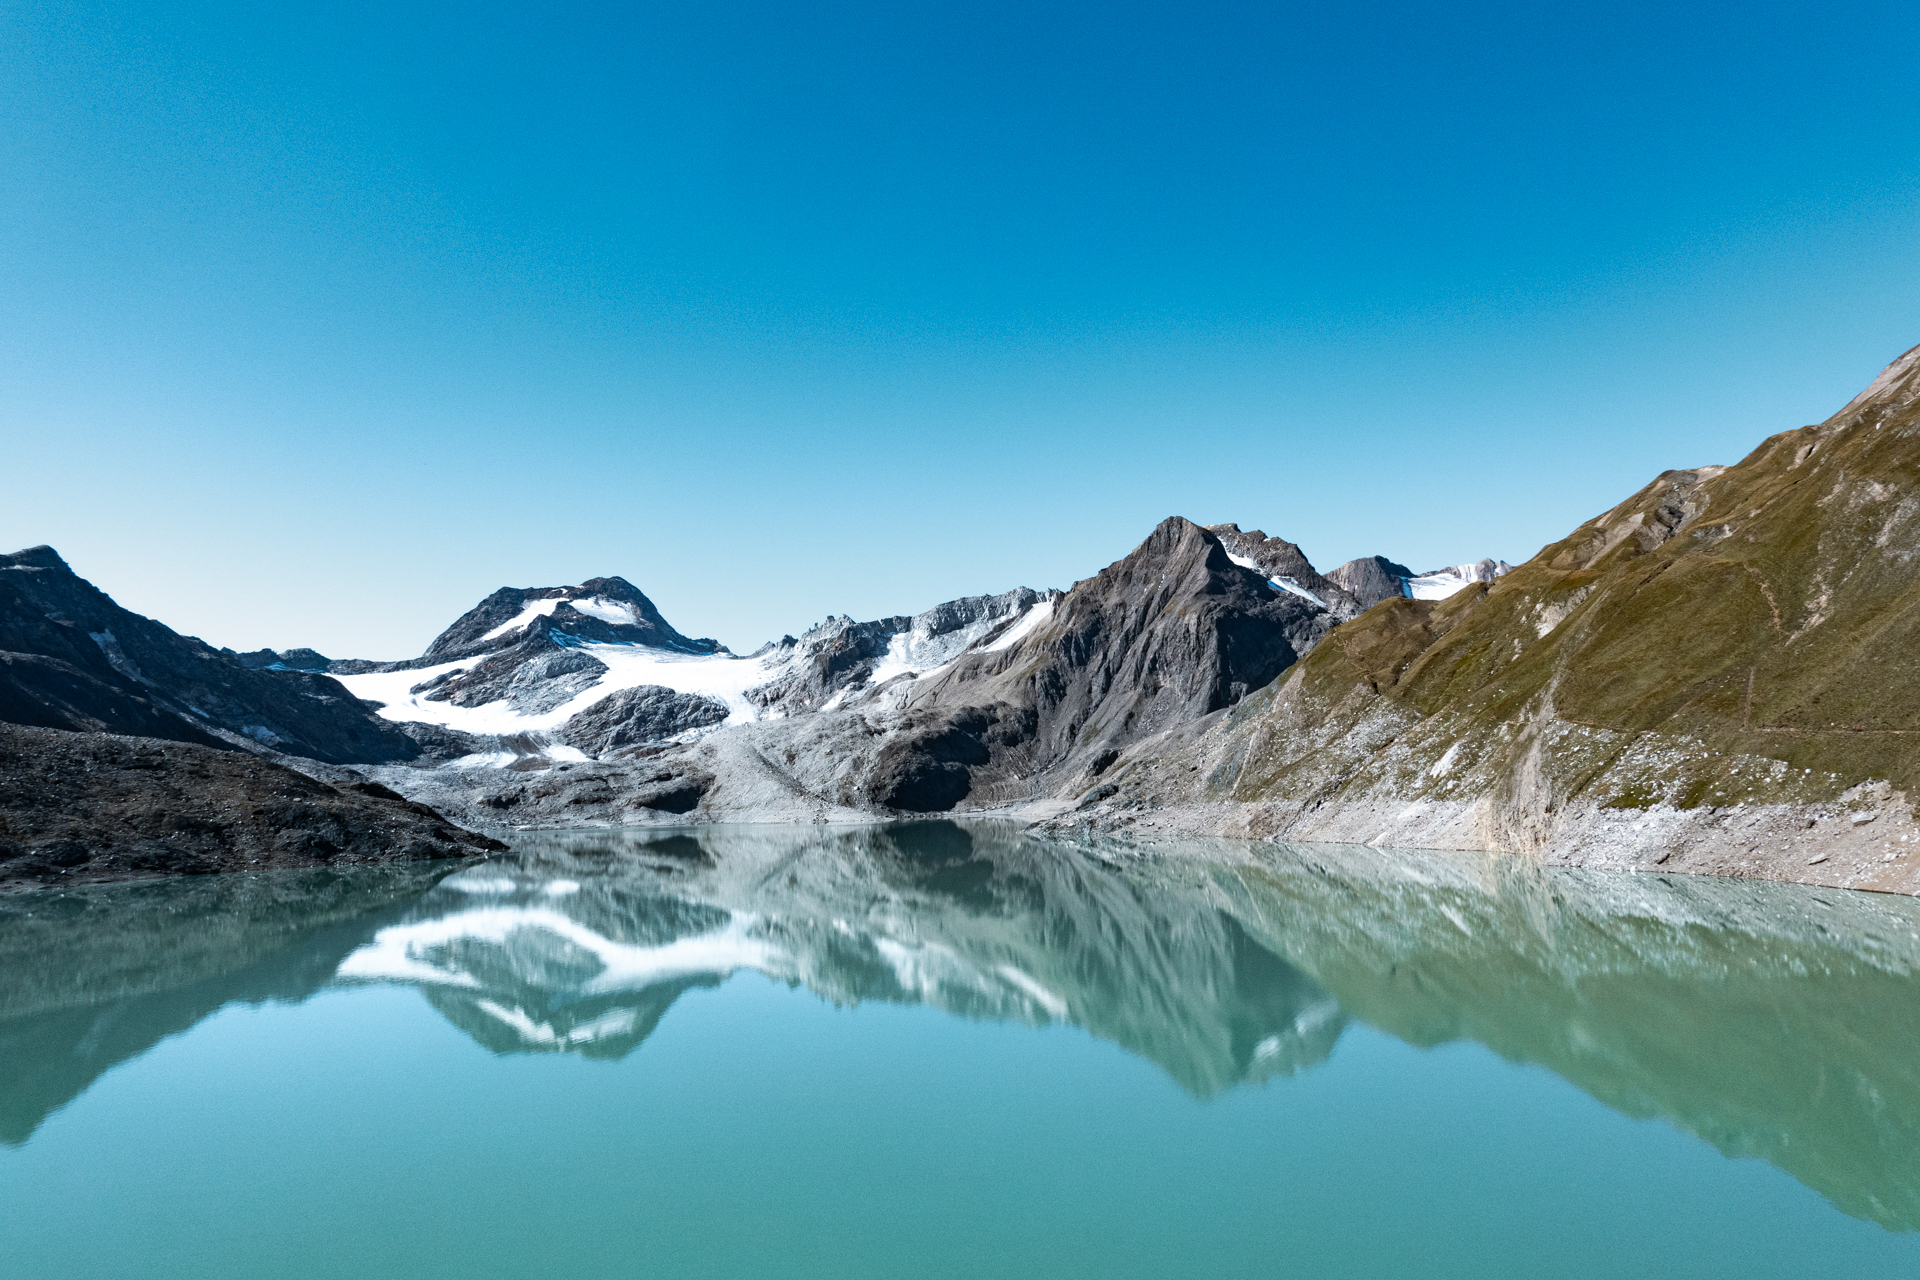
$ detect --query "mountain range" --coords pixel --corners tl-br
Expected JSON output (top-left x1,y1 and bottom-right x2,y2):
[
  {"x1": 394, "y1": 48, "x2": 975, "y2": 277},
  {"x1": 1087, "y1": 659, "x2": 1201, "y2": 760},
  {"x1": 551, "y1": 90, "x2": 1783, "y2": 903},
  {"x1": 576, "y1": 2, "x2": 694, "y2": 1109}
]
[{"x1": 4, "y1": 342, "x2": 1919, "y2": 895}]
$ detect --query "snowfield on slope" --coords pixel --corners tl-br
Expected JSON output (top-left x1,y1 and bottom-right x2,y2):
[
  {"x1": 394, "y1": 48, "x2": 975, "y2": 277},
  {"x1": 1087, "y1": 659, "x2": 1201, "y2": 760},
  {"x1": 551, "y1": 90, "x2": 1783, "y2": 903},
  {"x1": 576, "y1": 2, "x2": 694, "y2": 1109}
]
[
  {"x1": 479, "y1": 594, "x2": 641, "y2": 642},
  {"x1": 335, "y1": 593, "x2": 1061, "y2": 754},
  {"x1": 1405, "y1": 560, "x2": 1511, "y2": 600},
  {"x1": 333, "y1": 645, "x2": 784, "y2": 737}
]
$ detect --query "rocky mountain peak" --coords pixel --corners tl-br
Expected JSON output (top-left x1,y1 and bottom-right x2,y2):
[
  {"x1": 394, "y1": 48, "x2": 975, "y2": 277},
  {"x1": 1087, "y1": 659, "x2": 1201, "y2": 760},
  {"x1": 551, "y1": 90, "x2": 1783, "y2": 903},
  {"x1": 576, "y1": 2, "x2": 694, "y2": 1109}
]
[
  {"x1": 421, "y1": 576, "x2": 722, "y2": 663},
  {"x1": 1832, "y1": 339, "x2": 1920, "y2": 424},
  {"x1": 3, "y1": 546, "x2": 71, "y2": 573},
  {"x1": 1326, "y1": 555, "x2": 1416, "y2": 610},
  {"x1": 1205, "y1": 524, "x2": 1365, "y2": 619},
  {"x1": 854, "y1": 516, "x2": 1338, "y2": 811}
]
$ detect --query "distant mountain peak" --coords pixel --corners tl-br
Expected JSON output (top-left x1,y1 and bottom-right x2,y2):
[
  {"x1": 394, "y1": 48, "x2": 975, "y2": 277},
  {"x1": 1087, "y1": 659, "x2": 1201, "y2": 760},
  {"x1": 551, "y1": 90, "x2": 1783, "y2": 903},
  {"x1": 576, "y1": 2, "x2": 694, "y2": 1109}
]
[{"x1": 422, "y1": 577, "x2": 722, "y2": 662}]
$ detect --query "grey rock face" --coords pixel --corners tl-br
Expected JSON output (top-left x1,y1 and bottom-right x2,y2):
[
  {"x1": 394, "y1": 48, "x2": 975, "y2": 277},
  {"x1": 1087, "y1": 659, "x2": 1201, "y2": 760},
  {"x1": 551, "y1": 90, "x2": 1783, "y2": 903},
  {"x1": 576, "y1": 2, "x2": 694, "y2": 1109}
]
[
  {"x1": 1327, "y1": 555, "x2": 1416, "y2": 611},
  {"x1": 422, "y1": 576, "x2": 721, "y2": 664},
  {"x1": 555, "y1": 685, "x2": 730, "y2": 757},
  {"x1": 364, "y1": 519, "x2": 1349, "y2": 821},
  {"x1": 860, "y1": 518, "x2": 1335, "y2": 811},
  {"x1": 1206, "y1": 524, "x2": 1364, "y2": 619},
  {"x1": 370, "y1": 755, "x2": 718, "y2": 824},
  {"x1": 746, "y1": 615, "x2": 906, "y2": 714},
  {"x1": 417, "y1": 643, "x2": 610, "y2": 714},
  {"x1": 746, "y1": 588, "x2": 1052, "y2": 716}
]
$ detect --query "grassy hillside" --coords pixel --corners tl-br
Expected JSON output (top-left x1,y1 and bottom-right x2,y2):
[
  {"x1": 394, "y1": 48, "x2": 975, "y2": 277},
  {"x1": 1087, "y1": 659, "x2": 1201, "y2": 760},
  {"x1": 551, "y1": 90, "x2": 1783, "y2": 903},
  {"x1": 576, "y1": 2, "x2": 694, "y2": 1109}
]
[{"x1": 1073, "y1": 343, "x2": 1920, "y2": 891}]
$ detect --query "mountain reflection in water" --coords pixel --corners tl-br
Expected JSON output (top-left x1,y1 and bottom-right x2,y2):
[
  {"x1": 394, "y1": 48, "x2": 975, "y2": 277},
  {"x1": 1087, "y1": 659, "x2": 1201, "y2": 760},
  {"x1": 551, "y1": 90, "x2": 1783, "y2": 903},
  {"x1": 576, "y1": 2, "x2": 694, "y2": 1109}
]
[
  {"x1": 339, "y1": 822, "x2": 1344, "y2": 1093},
  {"x1": 5, "y1": 821, "x2": 1920, "y2": 1231}
]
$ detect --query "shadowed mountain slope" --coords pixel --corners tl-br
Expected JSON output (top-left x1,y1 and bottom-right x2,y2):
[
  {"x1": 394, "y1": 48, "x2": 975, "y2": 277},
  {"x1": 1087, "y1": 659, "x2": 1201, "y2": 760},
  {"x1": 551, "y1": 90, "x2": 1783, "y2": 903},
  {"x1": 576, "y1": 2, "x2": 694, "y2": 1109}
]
[{"x1": 0, "y1": 547, "x2": 420, "y2": 764}]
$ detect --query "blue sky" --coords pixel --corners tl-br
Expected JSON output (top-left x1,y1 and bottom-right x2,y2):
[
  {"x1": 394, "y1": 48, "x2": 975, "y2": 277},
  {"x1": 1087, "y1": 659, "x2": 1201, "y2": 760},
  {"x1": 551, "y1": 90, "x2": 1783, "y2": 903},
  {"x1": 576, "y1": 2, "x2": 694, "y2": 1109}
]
[{"x1": 5, "y1": 0, "x2": 1917, "y2": 658}]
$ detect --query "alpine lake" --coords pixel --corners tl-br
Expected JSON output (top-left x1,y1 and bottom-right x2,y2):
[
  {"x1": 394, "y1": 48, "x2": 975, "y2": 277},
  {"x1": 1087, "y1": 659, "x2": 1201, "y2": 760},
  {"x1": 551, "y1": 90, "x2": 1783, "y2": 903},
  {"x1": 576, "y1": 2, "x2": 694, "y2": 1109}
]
[{"x1": 5, "y1": 822, "x2": 1920, "y2": 1279}]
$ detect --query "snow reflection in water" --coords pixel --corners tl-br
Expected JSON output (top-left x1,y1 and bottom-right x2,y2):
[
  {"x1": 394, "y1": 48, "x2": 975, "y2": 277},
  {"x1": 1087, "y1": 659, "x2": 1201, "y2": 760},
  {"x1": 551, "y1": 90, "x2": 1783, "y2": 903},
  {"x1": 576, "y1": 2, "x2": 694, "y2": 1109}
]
[
  {"x1": 6, "y1": 821, "x2": 1920, "y2": 1232},
  {"x1": 337, "y1": 823, "x2": 1343, "y2": 1090}
]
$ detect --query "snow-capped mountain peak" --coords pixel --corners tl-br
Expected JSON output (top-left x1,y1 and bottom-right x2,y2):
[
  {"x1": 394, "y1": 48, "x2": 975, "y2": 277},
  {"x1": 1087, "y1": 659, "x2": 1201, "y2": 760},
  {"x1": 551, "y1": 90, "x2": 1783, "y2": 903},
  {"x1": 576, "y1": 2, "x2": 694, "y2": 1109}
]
[{"x1": 423, "y1": 576, "x2": 722, "y2": 662}]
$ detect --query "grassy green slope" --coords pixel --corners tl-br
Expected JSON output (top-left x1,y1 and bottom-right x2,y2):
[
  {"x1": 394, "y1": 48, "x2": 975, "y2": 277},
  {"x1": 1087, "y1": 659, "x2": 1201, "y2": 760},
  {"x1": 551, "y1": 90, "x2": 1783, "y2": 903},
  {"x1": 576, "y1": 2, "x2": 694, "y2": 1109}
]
[{"x1": 1222, "y1": 342, "x2": 1920, "y2": 824}]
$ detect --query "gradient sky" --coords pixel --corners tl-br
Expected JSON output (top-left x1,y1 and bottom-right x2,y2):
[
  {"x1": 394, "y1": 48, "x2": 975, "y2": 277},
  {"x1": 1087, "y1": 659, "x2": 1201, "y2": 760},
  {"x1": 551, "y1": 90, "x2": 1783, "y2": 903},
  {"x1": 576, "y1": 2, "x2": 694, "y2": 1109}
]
[{"x1": 5, "y1": 0, "x2": 1917, "y2": 659}]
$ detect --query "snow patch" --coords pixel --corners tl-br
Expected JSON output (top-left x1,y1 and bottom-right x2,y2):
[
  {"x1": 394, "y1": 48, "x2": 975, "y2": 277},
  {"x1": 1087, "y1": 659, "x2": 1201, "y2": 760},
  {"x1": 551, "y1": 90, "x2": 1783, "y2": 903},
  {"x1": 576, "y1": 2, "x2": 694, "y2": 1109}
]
[
  {"x1": 480, "y1": 598, "x2": 568, "y2": 642},
  {"x1": 331, "y1": 645, "x2": 781, "y2": 737},
  {"x1": 981, "y1": 598, "x2": 1054, "y2": 652},
  {"x1": 569, "y1": 597, "x2": 640, "y2": 626},
  {"x1": 479, "y1": 594, "x2": 642, "y2": 641},
  {"x1": 1405, "y1": 560, "x2": 1512, "y2": 601},
  {"x1": 1221, "y1": 551, "x2": 1328, "y2": 608}
]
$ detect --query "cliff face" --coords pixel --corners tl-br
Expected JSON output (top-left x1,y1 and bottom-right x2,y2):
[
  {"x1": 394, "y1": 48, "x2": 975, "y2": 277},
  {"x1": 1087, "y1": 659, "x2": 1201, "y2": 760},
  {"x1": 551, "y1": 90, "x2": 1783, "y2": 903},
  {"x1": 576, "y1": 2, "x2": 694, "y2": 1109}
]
[
  {"x1": 862, "y1": 516, "x2": 1331, "y2": 810},
  {"x1": 1062, "y1": 344, "x2": 1920, "y2": 894}
]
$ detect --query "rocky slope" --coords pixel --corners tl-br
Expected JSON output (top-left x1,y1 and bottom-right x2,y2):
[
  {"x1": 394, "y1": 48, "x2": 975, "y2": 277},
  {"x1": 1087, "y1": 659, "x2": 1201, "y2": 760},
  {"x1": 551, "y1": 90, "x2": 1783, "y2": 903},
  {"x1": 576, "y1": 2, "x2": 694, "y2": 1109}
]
[
  {"x1": 34, "y1": 341, "x2": 1913, "y2": 898},
  {"x1": 326, "y1": 582, "x2": 1062, "y2": 769},
  {"x1": 0, "y1": 723, "x2": 501, "y2": 890},
  {"x1": 0, "y1": 547, "x2": 419, "y2": 764},
  {"x1": 0, "y1": 549, "x2": 508, "y2": 887},
  {"x1": 361, "y1": 518, "x2": 1362, "y2": 826},
  {"x1": 1057, "y1": 343, "x2": 1920, "y2": 894}
]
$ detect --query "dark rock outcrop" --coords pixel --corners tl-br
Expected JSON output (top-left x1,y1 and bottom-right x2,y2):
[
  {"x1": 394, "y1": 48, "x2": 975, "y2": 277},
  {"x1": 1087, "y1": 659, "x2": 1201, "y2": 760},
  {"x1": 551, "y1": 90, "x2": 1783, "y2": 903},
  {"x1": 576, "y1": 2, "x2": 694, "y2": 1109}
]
[
  {"x1": 745, "y1": 588, "x2": 1050, "y2": 716},
  {"x1": 0, "y1": 723, "x2": 503, "y2": 891},
  {"x1": 230, "y1": 647, "x2": 334, "y2": 673},
  {"x1": 0, "y1": 547, "x2": 420, "y2": 765},
  {"x1": 555, "y1": 685, "x2": 730, "y2": 756}
]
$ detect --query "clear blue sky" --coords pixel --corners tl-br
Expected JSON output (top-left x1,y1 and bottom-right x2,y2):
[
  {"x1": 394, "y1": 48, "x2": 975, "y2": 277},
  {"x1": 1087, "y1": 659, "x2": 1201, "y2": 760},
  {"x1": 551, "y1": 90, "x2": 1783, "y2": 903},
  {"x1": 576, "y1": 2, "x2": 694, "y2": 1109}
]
[{"x1": 5, "y1": 0, "x2": 1917, "y2": 658}]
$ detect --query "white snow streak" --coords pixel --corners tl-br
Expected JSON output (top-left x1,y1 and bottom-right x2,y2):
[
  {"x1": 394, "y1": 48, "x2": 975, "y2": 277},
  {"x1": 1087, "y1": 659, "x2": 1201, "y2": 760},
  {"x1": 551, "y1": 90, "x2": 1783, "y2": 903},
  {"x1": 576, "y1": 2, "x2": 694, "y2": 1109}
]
[
  {"x1": 478, "y1": 594, "x2": 640, "y2": 641},
  {"x1": 1405, "y1": 563, "x2": 1507, "y2": 600},
  {"x1": 1221, "y1": 551, "x2": 1329, "y2": 608},
  {"x1": 480, "y1": 598, "x2": 568, "y2": 641},
  {"x1": 331, "y1": 645, "x2": 781, "y2": 736},
  {"x1": 569, "y1": 597, "x2": 639, "y2": 626},
  {"x1": 981, "y1": 598, "x2": 1054, "y2": 651}
]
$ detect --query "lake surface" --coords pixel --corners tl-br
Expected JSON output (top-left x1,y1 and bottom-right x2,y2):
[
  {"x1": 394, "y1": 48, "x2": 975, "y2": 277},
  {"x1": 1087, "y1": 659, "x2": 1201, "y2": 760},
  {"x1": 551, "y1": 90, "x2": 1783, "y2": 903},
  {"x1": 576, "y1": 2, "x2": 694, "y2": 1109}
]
[{"x1": 5, "y1": 822, "x2": 1920, "y2": 1278}]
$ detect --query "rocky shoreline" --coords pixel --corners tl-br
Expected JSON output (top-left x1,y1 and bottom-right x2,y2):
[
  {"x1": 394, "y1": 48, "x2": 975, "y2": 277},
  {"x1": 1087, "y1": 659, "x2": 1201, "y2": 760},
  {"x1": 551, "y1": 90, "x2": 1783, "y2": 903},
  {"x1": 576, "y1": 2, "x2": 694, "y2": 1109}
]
[{"x1": 0, "y1": 724, "x2": 502, "y2": 892}]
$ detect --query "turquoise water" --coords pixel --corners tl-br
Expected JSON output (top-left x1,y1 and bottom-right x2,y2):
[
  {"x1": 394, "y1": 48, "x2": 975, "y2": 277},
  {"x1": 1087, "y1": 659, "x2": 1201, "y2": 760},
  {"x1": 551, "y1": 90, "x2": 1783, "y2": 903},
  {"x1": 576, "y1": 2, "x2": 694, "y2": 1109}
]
[{"x1": 5, "y1": 823, "x2": 1920, "y2": 1278}]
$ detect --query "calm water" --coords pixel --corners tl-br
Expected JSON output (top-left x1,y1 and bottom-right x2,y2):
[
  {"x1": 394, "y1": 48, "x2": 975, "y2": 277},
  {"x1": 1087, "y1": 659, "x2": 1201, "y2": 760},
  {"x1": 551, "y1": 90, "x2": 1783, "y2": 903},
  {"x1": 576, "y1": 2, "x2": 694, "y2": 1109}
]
[{"x1": 5, "y1": 823, "x2": 1920, "y2": 1279}]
